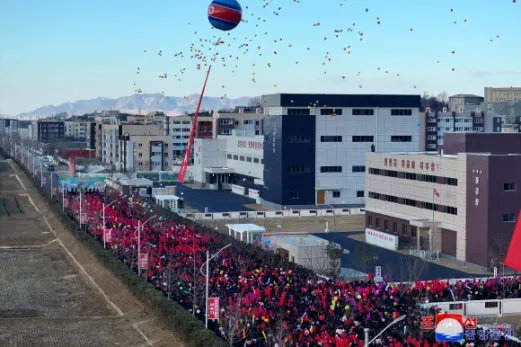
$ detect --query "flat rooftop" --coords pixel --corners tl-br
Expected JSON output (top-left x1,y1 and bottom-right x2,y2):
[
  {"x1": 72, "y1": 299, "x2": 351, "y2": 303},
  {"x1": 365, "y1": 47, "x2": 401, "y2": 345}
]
[{"x1": 272, "y1": 235, "x2": 328, "y2": 247}]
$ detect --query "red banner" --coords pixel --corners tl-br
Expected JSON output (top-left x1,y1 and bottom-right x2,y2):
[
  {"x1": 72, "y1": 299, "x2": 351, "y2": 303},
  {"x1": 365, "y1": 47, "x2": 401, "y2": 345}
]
[
  {"x1": 139, "y1": 253, "x2": 149, "y2": 270},
  {"x1": 208, "y1": 297, "x2": 220, "y2": 320},
  {"x1": 104, "y1": 229, "x2": 112, "y2": 243}
]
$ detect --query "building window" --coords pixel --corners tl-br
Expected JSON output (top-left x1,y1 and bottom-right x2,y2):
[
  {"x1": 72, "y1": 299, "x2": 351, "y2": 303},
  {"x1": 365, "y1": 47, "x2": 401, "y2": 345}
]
[
  {"x1": 410, "y1": 226, "x2": 417, "y2": 238},
  {"x1": 138, "y1": 153, "x2": 143, "y2": 158},
  {"x1": 446, "y1": 178, "x2": 458, "y2": 186},
  {"x1": 333, "y1": 191, "x2": 341, "y2": 198},
  {"x1": 375, "y1": 218, "x2": 380, "y2": 228},
  {"x1": 352, "y1": 136, "x2": 374, "y2": 142},
  {"x1": 504, "y1": 183, "x2": 516, "y2": 191},
  {"x1": 503, "y1": 213, "x2": 516, "y2": 222},
  {"x1": 402, "y1": 224, "x2": 407, "y2": 236},
  {"x1": 320, "y1": 166, "x2": 342, "y2": 173},
  {"x1": 356, "y1": 190, "x2": 364, "y2": 198},
  {"x1": 288, "y1": 166, "x2": 311, "y2": 174},
  {"x1": 253, "y1": 158, "x2": 260, "y2": 164},
  {"x1": 320, "y1": 136, "x2": 342, "y2": 142},
  {"x1": 391, "y1": 109, "x2": 413, "y2": 116},
  {"x1": 384, "y1": 219, "x2": 389, "y2": 230},
  {"x1": 287, "y1": 108, "x2": 310, "y2": 116},
  {"x1": 246, "y1": 156, "x2": 252, "y2": 162},
  {"x1": 233, "y1": 155, "x2": 238, "y2": 160},
  {"x1": 392, "y1": 222, "x2": 397, "y2": 233},
  {"x1": 352, "y1": 109, "x2": 374, "y2": 116},
  {"x1": 227, "y1": 154, "x2": 232, "y2": 159},
  {"x1": 138, "y1": 144, "x2": 143, "y2": 148},
  {"x1": 239, "y1": 156, "x2": 245, "y2": 161},
  {"x1": 220, "y1": 119, "x2": 233, "y2": 125},
  {"x1": 320, "y1": 108, "x2": 343, "y2": 115},
  {"x1": 367, "y1": 215, "x2": 372, "y2": 226},
  {"x1": 289, "y1": 135, "x2": 311, "y2": 143},
  {"x1": 264, "y1": 163, "x2": 270, "y2": 171},
  {"x1": 243, "y1": 119, "x2": 253, "y2": 125},
  {"x1": 352, "y1": 166, "x2": 366, "y2": 173},
  {"x1": 290, "y1": 192, "x2": 299, "y2": 199},
  {"x1": 220, "y1": 129, "x2": 232, "y2": 135},
  {"x1": 391, "y1": 136, "x2": 412, "y2": 142}
]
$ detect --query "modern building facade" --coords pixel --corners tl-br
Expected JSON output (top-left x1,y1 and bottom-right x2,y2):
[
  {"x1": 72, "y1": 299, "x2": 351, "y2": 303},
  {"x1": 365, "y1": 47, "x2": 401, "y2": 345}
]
[
  {"x1": 260, "y1": 93, "x2": 423, "y2": 207},
  {"x1": 484, "y1": 87, "x2": 521, "y2": 103},
  {"x1": 423, "y1": 110, "x2": 502, "y2": 151},
  {"x1": 213, "y1": 107, "x2": 264, "y2": 136},
  {"x1": 193, "y1": 131, "x2": 264, "y2": 189},
  {"x1": 448, "y1": 94, "x2": 484, "y2": 112},
  {"x1": 37, "y1": 120, "x2": 65, "y2": 143},
  {"x1": 364, "y1": 132, "x2": 521, "y2": 267}
]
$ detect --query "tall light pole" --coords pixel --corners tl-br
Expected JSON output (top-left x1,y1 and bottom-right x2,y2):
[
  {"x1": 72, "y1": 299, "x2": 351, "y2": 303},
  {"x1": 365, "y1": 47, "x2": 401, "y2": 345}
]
[
  {"x1": 136, "y1": 215, "x2": 157, "y2": 277},
  {"x1": 200, "y1": 243, "x2": 232, "y2": 329},
  {"x1": 365, "y1": 315, "x2": 406, "y2": 347},
  {"x1": 102, "y1": 196, "x2": 126, "y2": 249},
  {"x1": 79, "y1": 188, "x2": 83, "y2": 228}
]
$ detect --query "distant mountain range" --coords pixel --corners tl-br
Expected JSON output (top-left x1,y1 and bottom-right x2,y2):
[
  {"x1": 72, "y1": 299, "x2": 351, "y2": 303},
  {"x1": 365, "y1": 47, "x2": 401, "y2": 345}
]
[{"x1": 16, "y1": 93, "x2": 253, "y2": 118}]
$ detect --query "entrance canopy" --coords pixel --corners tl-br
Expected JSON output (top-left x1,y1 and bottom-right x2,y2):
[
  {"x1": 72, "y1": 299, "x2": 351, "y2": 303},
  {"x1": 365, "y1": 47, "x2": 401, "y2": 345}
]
[
  {"x1": 154, "y1": 194, "x2": 181, "y2": 212},
  {"x1": 226, "y1": 223, "x2": 266, "y2": 244}
]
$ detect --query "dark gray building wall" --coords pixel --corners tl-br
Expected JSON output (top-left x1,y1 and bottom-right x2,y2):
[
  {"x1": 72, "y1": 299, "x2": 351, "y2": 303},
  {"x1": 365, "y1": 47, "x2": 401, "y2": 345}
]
[
  {"x1": 262, "y1": 115, "x2": 316, "y2": 206},
  {"x1": 261, "y1": 93, "x2": 421, "y2": 108},
  {"x1": 444, "y1": 133, "x2": 521, "y2": 155}
]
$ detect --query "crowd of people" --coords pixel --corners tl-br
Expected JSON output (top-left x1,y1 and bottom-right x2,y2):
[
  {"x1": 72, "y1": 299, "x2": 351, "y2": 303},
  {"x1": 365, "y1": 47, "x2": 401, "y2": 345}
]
[{"x1": 64, "y1": 190, "x2": 521, "y2": 347}]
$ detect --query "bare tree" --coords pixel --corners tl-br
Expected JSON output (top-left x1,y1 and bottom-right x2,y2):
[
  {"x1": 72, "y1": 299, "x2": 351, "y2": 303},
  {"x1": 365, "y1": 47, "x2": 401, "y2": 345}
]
[
  {"x1": 219, "y1": 300, "x2": 251, "y2": 347},
  {"x1": 403, "y1": 255, "x2": 427, "y2": 283},
  {"x1": 248, "y1": 96, "x2": 262, "y2": 108},
  {"x1": 267, "y1": 312, "x2": 292, "y2": 347}
]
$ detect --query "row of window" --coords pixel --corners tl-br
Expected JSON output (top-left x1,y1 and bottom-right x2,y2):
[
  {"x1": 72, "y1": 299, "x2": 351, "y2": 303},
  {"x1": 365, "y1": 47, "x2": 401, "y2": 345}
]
[
  {"x1": 367, "y1": 216, "x2": 418, "y2": 238},
  {"x1": 226, "y1": 153, "x2": 263, "y2": 164},
  {"x1": 368, "y1": 191, "x2": 458, "y2": 215},
  {"x1": 287, "y1": 190, "x2": 365, "y2": 200},
  {"x1": 286, "y1": 108, "x2": 414, "y2": 116},
  {"x1": 320, "y1": 135, "x2": 411, "y2": 143},
  {"x1": 369, "y1": 168, "x2": 458, "y2": 186},
  {"x1": 319, "y1": 166, "x2": 366, "y2": 173}
]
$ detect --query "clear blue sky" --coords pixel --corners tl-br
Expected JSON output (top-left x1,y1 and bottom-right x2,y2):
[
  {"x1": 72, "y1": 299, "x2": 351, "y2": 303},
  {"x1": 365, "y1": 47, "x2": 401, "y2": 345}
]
[{"x1": 0, "y1": 0, "x2": 520, "y2": 115}]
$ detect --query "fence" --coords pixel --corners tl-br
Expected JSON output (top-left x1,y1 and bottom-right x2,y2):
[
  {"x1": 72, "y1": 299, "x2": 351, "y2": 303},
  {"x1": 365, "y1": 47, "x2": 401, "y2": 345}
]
[
  {"x1": 424, "y1": 298, "x2": 521, "y2": 317},
  {"x1": 179, "y1": 208, "x2": 365, "y2": 220}
]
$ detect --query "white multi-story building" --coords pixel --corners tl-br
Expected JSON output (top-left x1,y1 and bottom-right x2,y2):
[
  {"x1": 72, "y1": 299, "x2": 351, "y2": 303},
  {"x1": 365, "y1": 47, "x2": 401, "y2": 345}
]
[
  {"x1": 193, "y1": 130, "x2": 264, "y2": 189},
  {"x1": 168, "y1": 115, "x2": 192, "y2": 158}
]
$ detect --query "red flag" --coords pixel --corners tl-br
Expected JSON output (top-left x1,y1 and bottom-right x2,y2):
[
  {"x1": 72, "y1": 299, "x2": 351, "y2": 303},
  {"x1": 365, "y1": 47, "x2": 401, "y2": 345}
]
[
  {"x1": 208, "y1": 297, "x2": 220, "y2": 320},
  {"x1": 433, "y1": 188, "x2": 440, "y2": 197},
  {"x1": 504, "y1": 210, "x2": 521, "y2": 271}
]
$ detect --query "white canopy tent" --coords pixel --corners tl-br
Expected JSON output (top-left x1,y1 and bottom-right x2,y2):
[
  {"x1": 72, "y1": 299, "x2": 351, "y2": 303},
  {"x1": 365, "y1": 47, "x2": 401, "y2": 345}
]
[
  {"x1": 154, "y1": 194, "x2": 181, "y2": 213},
  {"x1": 226, "y1": 223, "x2": 266, "y2": 244}
]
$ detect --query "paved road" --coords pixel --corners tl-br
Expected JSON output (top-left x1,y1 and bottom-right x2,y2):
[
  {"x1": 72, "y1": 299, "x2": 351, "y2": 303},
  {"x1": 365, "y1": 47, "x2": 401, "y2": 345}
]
[
  {"x1": 315, "y1": 232, "x2": 481, "y2": 281},
  {"x1": 1, "y1": 158, "x2": 183, "y2": 347}
]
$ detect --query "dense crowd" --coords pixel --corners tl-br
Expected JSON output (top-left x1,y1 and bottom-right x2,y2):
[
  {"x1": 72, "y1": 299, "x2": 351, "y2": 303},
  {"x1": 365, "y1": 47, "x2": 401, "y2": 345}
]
[{"x1": 65, "y1": 191, "x2": 521, "y2": 347}]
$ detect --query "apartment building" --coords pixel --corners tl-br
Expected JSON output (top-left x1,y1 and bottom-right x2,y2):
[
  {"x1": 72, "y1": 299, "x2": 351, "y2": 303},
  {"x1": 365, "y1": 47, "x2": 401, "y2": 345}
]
[
  {"x1": 484, "y1": 87, "x2": 521, "y2": 103},
  {"x1": 37, "y1": 120, "x2": 65, "y2": 143},
  {"x1": 213, "y1": 107, "x2": 264, "y2": 136},
  {"x1": 423, "y1": 110, "x2": 502, "y2": 151},
  {"x1": 448, "y1": 94, "x2": 484, "y2": 112}
]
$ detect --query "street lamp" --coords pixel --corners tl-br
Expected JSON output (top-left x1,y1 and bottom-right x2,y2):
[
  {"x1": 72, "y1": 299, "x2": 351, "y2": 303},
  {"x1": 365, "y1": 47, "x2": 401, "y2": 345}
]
[
  {"x1": 365, "y1": 315, "x2": 406, "y2": 347},
  {"x1": 200, "y1": 243, "x2": 232, "y2": 329},
  {"x1": 102, "y1": 195, "x2": 127, "y2": 248},
  {"x1": 136, "y1": 215, "x2": 157, "y2": 277}
]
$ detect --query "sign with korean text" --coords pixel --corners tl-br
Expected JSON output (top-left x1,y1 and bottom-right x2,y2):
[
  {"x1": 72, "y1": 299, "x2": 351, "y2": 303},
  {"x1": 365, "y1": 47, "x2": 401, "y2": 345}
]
[
  {"x1": 248, "y1": 189, "x2": 260, "y2": 199},
  {"x1": 238, "y1": 140, "x2": 263, "y2": 150},
  {"x1": 272, "y1": 124, "x2": 277, "y2": 153},
  {"x1": 473, "y1": 169, "x2": 481, "y2": 207},
  {"x1": 208, "y1": 297, "x2": 220, "y2": 320},
  {"x1": 383, "y1": 157, "x2": 439, "y2": 172},
  {"x1": 138, "y1": 253, "x2": 149, "y2": 270},
  {"x1": 365, "y1": 228, "x2": 398, "y2": 251},
  {"x1": 375, "y1": 266, "x2": 382, "y2": 277},
  {"x1": 104, "y1": 229, "x2": 112, "y2": 243},
  {"x1": 231, "y1": 184, "x2": 245, "y2": 195}
]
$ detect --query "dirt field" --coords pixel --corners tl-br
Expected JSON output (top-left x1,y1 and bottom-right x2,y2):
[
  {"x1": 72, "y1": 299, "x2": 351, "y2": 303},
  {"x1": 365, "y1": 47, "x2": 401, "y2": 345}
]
[
  {"x1": 0, "y1": 160, "x2": 184, "y2": 347},
  {"x1": 197, "y1": 214, "x2": 365, "y2": 235}
]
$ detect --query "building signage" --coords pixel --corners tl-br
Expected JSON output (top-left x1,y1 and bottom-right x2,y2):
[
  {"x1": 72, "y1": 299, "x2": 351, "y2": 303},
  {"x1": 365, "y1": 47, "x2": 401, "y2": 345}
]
[
  {"x1": 104, "y1": 229, "x2": 112, "y2": 243},
  {"x1": 208, "y1": 297, "x2": 220, "y2": 320},
  {"x1": 231, "y1": 184, "x2": 245, "y2": 195},
  {"x1": 384, "y1": 157, "x2": 440, "y2": 172},
  {"x1": 473, "y1": 169, "x2": 481, "y2": 207},
  {"x1": 272, "y1": 124, "x2": 277, "y2": 153},
  {"x1": 248, "y1": 189, "x2": 260, "y2": 199},
  {"x1": 238, "y1": 140, "x2": 263, "y2": 150},
  {"x1": 421, "y1": 314, "x2": 514, "y2": 342},
  {"x1": 365, "y1": 228, "x2": 399, "y2": 250},
  {"x1": 58, "y1": 177, "x2": 106, "y2": 192},
  {"x1": 138, "y1": 253, "x2": 149, "y2": 270}
]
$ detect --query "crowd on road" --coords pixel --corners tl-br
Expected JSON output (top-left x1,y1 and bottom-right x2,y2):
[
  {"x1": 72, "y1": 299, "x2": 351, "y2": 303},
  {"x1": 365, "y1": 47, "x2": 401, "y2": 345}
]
[{"x1": 65, "y1": 191, "x2": 521, "y2": 347}]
